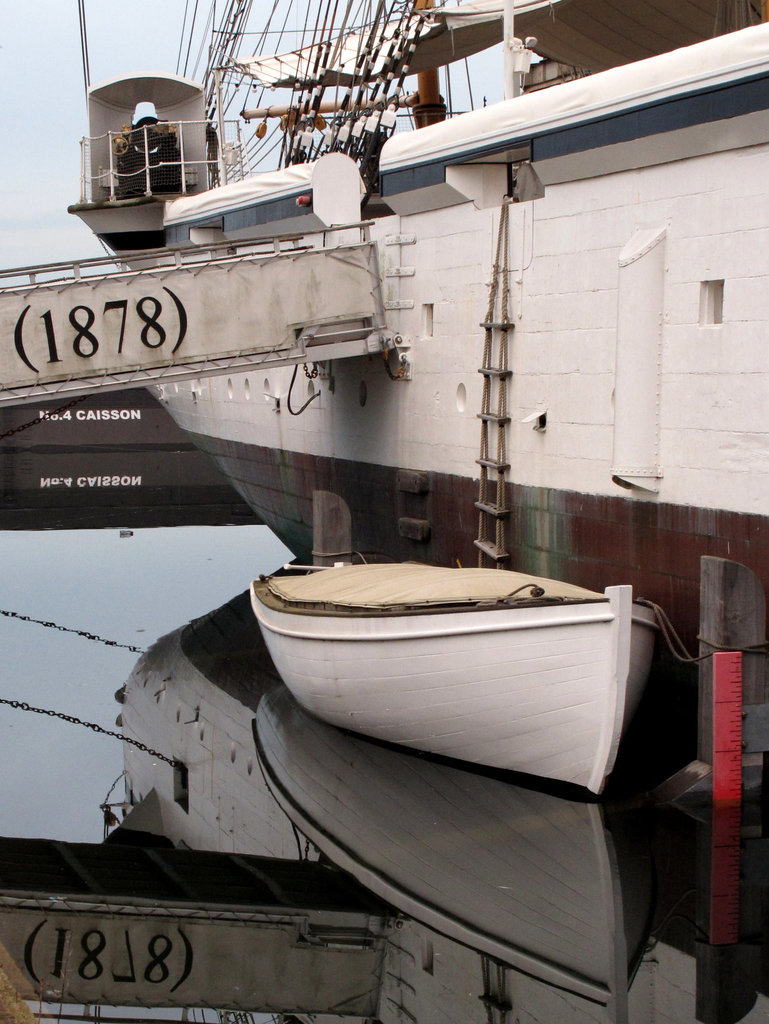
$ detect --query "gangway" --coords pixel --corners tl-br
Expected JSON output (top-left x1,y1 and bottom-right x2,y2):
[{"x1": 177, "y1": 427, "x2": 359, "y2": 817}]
[
  {"x1": 0, "y1": 835, "x2": 391, "y2": 1015},
  {"x1": 0, "y1": 232, "x2": 391, "y2": 407}
]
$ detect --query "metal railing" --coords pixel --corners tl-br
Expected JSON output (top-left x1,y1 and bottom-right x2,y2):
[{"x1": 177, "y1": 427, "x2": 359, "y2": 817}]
[{"x1": 79, "y1": 119, "x2": 248, "y2": 204}]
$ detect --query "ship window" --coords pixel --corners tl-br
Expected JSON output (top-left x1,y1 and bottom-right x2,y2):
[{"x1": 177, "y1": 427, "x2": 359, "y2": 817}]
[
  {"x1": 173, "y1": 762, "x2": 189, "y2": 813},
  {"x1": 700, "y1": 279, "x2": 724, "y2": 325}
]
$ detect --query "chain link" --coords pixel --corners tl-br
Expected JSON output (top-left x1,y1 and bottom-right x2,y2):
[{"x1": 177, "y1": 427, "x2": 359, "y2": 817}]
[
  {"x1": 0, "y1": 608, "x2": 144, "y2": 652},
  {"x1": 0, "y1": 394, "x2": 90, "y2": 442},
  {"x1": 382, "y1": 347, "x2": 407, "y2": 381},
  {"x1": 0, "y1": 697, "x2": 181, "y2": 768}
]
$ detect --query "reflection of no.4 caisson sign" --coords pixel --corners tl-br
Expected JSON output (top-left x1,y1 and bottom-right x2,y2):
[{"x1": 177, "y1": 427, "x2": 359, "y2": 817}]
[{"x1": 14, "y1": 289, "x2": 187, "y2": 373}]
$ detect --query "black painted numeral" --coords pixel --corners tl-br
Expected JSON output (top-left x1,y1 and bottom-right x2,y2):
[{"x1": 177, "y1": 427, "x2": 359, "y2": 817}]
[{"x1": 12, "y1": 293, "x2": 188, "y2": 374}]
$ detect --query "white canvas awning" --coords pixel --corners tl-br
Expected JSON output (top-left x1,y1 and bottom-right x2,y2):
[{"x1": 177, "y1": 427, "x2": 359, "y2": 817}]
[
  {"x1": 229, "y1": 0, "x2": 739, "y2": 88},
  {"x1": 230, "y1": 1, "x2": 506, "y2": 88}
]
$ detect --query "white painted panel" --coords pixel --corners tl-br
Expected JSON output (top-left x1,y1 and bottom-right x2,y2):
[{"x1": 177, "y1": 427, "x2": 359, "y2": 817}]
[
  {"x1": 611, "y1": 225, "x2": 666, "y2": 491},
  {"x1": 0, "y1": 242, "x2": 385, "y2": 402}
]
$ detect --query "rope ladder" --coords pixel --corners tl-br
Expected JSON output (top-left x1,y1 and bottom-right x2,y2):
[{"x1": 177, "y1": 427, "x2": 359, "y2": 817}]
[{"x1": 475, "y1": 200, "x2": 513, "y2": 566}]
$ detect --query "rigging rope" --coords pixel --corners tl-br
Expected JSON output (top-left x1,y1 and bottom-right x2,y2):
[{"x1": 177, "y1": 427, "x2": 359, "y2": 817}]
[
  {"x1": 177, "y1": 0, "x2": 201, "y2": 77},
  {"x1": 77, "y1": 0, "x2": 91, "y2": 99}
]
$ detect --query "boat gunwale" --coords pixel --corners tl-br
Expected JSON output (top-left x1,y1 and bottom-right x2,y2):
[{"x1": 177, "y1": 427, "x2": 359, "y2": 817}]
[{"x1": 251, "y1": 578, "x2": 610, "y2": 619}]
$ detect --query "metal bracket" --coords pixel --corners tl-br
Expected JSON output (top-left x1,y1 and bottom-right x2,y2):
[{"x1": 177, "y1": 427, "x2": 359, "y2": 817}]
[{"x1": 742, "y1": 703, "x2": 769, "y2": 753}]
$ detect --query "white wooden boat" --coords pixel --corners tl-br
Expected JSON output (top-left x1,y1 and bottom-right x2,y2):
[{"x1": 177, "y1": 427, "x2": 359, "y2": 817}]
[
  {"x1": 251, "y1": 563, "x2": 656, "y2": 793},
  {"x1": 255, "y1": 684, "x2": 653, "y2": 1020}
]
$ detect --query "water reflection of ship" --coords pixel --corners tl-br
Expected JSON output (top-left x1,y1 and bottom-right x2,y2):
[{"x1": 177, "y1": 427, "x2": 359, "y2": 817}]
[
  {"x1": 0, "y1": 390, "x2": 255, "y2": 529},
  {"x1": 111, "y1": 590, "x2": 753, "y2": 1023},
  {"x1": 255, "y1": 683, "x2": 652, "y2": 1023}
]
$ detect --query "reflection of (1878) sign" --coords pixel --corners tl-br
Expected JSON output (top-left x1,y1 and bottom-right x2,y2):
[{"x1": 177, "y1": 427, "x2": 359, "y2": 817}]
[
  {"x1": 22, "y1": 917, "x2": 192, "y2": 1004},
  {"x1": 2, "y1": 907, "x2": 385, "y2": 1014}
]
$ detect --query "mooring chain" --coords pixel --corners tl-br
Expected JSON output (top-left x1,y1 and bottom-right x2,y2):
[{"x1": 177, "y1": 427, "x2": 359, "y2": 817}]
[
  {"x1": 0, "y1": 394, "x2": 90, "y2": 441},
  {"x1": 0, "y1": 608, "x2": 144, "y2": 653},
  {"x1": 0, "y1": 698, "x2": 180, "y2": 769},
  {"x1": 382, "y1": 346, "x2": 407, "y2": 381}
]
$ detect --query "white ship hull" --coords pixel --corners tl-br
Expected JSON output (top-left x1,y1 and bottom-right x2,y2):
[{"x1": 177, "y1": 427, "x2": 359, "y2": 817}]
[
  {"x1": 255, "y1": 684, "x2": 653, "y2": 1014},
  {"x1": 148, "y1": 25, "x2": 769, "y2": 647}
]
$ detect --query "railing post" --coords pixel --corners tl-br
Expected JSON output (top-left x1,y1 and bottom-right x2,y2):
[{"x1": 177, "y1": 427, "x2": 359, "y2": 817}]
[
  {"x1": 79, "y1": 138, "x2": 85, "y2": 203},
  {"x1": 178, "y1": 122, "x2": 187, "y2": 194},
  {"x1": 143, "y1": 125, "x2": 152, "y2": 196},
  {"x1": 107, "y1": 133, "x2": 116, "y2": 200}
]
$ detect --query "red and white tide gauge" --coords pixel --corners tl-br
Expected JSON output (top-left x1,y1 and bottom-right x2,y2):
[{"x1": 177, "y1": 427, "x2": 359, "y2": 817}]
[{"x1": 710, "y1": 651, "x2": 743, "y2": 945}]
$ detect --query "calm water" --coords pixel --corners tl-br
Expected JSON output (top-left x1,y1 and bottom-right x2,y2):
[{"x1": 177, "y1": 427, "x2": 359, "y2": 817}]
[{"x1": 1, "y1": 392, "x2": 768, "y2": 1024}]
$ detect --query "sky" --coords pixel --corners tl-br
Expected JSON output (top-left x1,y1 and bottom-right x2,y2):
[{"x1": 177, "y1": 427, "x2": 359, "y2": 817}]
[
  {"x1": 0, "y1": 2, "x2": 192, "y2": 270},
  {"x1": 0, "y1": 1, "x2": 503, "y2": 271}
]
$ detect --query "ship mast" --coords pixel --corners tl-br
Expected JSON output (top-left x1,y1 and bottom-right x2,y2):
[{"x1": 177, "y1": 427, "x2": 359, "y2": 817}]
[{"x1": 412, "y1": 0, "x2": 446, "y2": 127}]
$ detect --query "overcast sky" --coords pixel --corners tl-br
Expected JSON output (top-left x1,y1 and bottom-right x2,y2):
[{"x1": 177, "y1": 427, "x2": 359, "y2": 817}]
[
  {"x1": 0, "y1": 2, "x2": 191, "y2": 269},
  {"x1": 0, "y1": 1, "x2": 503, "y2": 270}
]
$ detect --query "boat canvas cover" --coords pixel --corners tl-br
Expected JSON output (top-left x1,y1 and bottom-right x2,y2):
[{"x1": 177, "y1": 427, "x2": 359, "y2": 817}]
[
  {"x1": 379, "y1": 22, "x2": 769, "y2": 173},
  {"x1": 264, "y1": 563, "x2": 604, "y2": 610}
]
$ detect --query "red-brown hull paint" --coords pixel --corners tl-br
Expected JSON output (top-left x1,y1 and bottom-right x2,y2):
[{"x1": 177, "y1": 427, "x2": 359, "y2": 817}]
[{"x1": 191, "y1": 432, "x2": 769, "y2": 650}]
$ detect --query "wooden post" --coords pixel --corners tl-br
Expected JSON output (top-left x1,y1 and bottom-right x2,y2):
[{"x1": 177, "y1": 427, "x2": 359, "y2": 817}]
[
  {"x1": 312, "y1": 490, "x2": 352, "y2": 566},
  {"x1": 695, "y1": 557, "x2": 767, "y2": 1022},
  {"x1": 698, "y1": 556, "x2": 767, "y2": 770}
]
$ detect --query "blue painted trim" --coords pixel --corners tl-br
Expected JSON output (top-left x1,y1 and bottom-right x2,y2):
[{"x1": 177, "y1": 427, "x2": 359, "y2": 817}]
[
  {"x1": 165, "y1": 190, "x2": 313, "y2": 243},
  {"x1": 381, "y1": 69, "x2": 769, "y2": 198}
]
